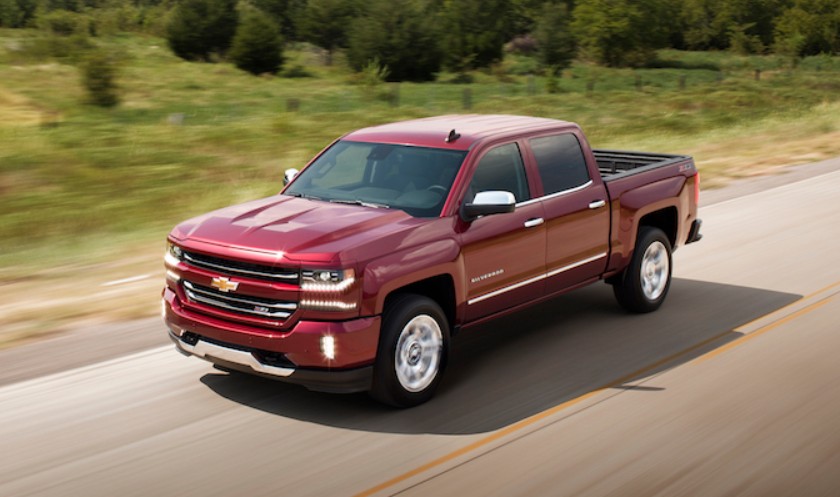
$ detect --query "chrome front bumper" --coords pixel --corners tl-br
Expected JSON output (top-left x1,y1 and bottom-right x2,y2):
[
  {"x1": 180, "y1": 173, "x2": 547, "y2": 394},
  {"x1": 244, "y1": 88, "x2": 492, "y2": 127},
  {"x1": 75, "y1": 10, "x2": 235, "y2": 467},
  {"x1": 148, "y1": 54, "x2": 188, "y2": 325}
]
[
  {"x1": 169, "y1": 329, "x2": 294, "y2": 377},
  {"x1": 167, "y1": 328, "x2": 374, "y2": 393}
]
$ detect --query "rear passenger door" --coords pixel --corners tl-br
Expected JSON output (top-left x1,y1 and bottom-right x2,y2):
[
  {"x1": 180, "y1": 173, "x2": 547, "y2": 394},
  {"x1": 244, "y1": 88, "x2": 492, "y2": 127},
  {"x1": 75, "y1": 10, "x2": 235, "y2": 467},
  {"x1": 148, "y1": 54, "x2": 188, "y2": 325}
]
[
  {"x1": 460, "y1": 141, "x2": 547, "y2": 322},
  {"x1": 527, "y1": 132, "x2": 610, "y2": 295}
]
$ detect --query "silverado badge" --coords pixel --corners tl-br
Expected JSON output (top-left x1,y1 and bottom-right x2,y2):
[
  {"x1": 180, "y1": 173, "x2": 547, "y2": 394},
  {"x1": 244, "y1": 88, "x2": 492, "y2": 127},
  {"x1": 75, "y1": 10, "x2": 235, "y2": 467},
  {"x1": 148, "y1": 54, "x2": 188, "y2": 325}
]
[{"x1": 211, "y1": 277, "x2": 239, "y2": 293}]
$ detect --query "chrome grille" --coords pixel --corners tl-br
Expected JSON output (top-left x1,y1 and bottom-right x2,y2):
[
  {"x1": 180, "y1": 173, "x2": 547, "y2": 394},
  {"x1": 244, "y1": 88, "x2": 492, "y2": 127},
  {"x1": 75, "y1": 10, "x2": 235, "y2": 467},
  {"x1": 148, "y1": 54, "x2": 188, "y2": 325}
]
[
  {"x1": 182, "y1": 251, "x2": 298, "y2": 283},
  {"x1": 183, "y1": 281, "x2": 296, "y2": 320}
]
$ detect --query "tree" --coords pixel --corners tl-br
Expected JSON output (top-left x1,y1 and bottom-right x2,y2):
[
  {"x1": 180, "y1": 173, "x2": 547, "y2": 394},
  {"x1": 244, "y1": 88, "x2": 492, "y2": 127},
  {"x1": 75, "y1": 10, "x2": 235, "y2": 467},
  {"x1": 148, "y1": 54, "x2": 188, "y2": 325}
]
[
  {"x1": 775, "y1": 0, "x2": 840, "y2": 56},
  {"x1": 437, "y1": 0, "x2": 512, "y2": 71},
  {"x1": 299, "y1": 0, "x2": 356, "y2": 65},
  {"x1": 346, "y1": 0, "x2": 442, "y2": 81},
  {"x1": 534, "y1": 2, "x2": 576, "y2": 71},
  {"x1": 229, "y1": 8, "x2": 284, "y2": 75},
  {"x1": 251, "y1": 0, "x2": 305, "y2": 41},
  {"x1": 571, "y1": 0, "x2": 668, "y2": 67},
  {"x1": 166, "y1": 0, "x2": 238, "y2": 61}
]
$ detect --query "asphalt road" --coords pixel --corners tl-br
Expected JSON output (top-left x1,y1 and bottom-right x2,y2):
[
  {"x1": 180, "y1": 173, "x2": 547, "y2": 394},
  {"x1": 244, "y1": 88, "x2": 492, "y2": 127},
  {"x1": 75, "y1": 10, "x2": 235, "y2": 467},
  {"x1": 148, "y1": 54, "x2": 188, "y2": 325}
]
[{"x1": 2, "y1": 159, "x2": 840, "y2": 497}]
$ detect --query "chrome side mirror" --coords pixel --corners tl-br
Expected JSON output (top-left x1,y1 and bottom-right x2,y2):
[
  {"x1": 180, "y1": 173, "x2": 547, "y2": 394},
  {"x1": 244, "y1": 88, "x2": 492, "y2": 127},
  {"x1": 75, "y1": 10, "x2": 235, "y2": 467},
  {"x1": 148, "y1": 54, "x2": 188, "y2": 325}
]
[
  {"x1": 283, "y1": 168, "x2": 299, "y2": 186},
  {"x1": 460, "y1": 191, "x2": 516, "y2": 222}
]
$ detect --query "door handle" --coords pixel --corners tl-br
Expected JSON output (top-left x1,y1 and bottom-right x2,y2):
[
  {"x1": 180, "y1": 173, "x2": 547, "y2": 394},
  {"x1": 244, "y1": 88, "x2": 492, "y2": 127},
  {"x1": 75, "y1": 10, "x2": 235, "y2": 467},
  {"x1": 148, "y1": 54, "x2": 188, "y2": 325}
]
[
  {"x1": 589, "y1": 200, "x2": 606, "y2": 209},
  {"x1": 524, "y1": 218, "x2": 544, "y2": 228}
]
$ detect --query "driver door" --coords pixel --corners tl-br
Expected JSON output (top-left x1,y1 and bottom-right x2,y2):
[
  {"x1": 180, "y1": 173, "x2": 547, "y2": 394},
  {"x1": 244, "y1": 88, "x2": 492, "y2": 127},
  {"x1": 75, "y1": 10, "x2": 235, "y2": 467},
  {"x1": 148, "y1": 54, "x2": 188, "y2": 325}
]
[{"x1": 460, "y1": 142, "x2": 547, "y2": 322}]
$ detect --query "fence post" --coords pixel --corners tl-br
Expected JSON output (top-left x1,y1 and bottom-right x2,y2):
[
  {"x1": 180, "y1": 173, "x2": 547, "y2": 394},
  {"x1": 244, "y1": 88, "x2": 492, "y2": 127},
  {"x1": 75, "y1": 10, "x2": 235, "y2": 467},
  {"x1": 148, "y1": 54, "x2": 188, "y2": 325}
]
[
  {"x1": 679, "y1": 74, "x2": 686, "y2": 90},
  {"x1": 286, "y1": 98, "x2": 300, "y2": 112},
  {"x1": 754, "y1": 69, "x2": 761, "y2": 81},
  {"x1": 635, "y1": 74, "x2": 642, "y2": 91},
  {"x1": 586, "y1": 80, "x2": 594, "y2": 93},
  {"x1": 389, "y1": 84, "x2": 400, "y2": 107},
  {"x1": 527, "y1": 75, "x2": 536, "y2": 96},
  {"x1": 462, "y1": 88, "x2": 472, "y2": 110},
  {"x1": 717, "y1": 72, "x2": 723, "y2": 85}
]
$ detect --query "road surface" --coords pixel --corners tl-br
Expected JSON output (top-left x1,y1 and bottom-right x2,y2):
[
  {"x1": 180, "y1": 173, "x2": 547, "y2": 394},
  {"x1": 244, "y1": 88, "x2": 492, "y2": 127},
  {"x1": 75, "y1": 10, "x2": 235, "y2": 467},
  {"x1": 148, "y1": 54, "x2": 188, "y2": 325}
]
[{"x1": 2, "y1": 158, "x2": 840, "y2": 496}]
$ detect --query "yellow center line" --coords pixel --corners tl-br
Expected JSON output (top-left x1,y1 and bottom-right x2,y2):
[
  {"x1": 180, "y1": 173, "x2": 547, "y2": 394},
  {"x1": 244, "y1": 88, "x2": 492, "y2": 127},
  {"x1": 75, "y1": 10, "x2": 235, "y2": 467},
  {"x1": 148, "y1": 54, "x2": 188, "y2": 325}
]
[
  {"x1": 692, "y1": 296, "x2": 834, "y2": 365},
  {"x1": 353, "y1": 280, "x2": 840, "y2": 497}
]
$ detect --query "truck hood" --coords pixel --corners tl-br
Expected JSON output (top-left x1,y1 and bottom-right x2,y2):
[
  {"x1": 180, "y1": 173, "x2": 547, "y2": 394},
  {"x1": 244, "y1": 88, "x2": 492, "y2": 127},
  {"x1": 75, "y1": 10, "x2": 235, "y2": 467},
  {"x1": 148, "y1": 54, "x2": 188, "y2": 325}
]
[{"x1": 171, "y1": 195, "x2": 418, "y2": 263}]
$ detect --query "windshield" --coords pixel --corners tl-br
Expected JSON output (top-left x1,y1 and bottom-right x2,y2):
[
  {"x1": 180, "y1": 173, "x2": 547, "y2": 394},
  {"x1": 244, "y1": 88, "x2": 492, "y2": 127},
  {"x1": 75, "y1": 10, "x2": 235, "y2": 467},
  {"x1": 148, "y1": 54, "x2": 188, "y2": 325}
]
[{"x1": 284, "y1": 141, "x2": 468, "y2": 218}]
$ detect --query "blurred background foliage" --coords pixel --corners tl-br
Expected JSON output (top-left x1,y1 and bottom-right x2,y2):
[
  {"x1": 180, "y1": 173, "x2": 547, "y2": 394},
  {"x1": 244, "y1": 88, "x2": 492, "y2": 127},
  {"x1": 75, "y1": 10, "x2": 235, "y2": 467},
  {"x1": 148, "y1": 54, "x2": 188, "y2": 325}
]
[{"x1": 1, "y1": 0, "x2": 840, "y2": 276}]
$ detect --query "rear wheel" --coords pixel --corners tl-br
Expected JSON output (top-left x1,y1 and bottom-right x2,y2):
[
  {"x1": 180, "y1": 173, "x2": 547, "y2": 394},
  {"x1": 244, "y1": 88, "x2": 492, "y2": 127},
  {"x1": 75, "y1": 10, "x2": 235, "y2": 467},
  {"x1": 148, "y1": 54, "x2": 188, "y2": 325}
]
[
  {"x1": 612, "y1": 227, "x2": 672, "y2": 313},
  {"x1": 369, "y1": 294, "x2": 449, "y2": 407}
]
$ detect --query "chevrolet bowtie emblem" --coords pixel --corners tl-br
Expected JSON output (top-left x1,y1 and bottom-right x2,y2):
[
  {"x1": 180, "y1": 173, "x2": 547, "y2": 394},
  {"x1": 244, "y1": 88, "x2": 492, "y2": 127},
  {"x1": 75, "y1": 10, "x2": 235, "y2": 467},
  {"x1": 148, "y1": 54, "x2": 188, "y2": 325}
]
[{"x1": 211, "y1": 277, "x2": 239, "y2": 293}]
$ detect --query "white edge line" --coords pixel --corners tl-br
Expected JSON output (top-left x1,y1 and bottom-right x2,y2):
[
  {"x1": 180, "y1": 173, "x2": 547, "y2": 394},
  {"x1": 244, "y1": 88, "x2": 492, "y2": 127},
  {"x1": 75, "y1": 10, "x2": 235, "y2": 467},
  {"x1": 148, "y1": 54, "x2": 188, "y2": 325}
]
[
  {"x1": 703, "y1": 167, "x2": 840, "y2": 209},
  {"x1": 0, "y1": 345, "x2": 174, "y2": 395},
  {"x1": 102, "y1": 274, "x2": 151, "y2": 287}
]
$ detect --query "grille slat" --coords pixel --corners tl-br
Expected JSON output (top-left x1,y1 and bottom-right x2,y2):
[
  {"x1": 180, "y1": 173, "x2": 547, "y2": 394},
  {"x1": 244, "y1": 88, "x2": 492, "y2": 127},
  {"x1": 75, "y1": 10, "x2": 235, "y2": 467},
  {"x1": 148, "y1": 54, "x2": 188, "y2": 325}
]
[
  {"x1": 183, "y1": 281, "x2": 296, "y2": 320},
  {"x1": 182, "y1": 251, "x2": 298, "y2": 283}
]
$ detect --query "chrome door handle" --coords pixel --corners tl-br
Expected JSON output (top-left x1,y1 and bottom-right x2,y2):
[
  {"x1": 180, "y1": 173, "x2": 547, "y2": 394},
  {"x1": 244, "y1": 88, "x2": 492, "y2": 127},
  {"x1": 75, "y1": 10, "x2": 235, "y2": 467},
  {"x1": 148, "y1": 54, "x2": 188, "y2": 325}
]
[
  {"x1": 589, "y1": 200, "x2": 606, "y2": 209},
  {"x1": 524, "y1": 218, "x2": 544, "y2": 228}
]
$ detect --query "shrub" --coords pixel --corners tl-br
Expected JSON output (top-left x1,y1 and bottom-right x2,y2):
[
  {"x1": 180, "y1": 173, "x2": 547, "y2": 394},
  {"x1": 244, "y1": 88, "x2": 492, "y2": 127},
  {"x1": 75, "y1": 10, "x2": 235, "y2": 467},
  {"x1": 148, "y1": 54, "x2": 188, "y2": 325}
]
[
  {"x1": 166, "y1": 0, "x2": 238, "y2": 61},
  {"x1": 346, "y1": 0, "x2": 441, "y2": 82},
  {"x1": 40, "y1": 9, "x2": 83, "y2": 36},
  {"x1": 229, "y1": 8, "x2": 284, "y2": 75},
  {"x1": 80, "y1": 50, "x2": 120, "y2": 107}
]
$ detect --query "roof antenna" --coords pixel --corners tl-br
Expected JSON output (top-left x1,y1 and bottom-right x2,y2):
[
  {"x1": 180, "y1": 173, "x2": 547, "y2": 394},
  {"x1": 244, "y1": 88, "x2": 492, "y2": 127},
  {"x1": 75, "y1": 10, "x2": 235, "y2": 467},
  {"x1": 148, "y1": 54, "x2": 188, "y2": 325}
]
[{"x1": 445, "y1": 129, "x2": 461, "y2": 143}]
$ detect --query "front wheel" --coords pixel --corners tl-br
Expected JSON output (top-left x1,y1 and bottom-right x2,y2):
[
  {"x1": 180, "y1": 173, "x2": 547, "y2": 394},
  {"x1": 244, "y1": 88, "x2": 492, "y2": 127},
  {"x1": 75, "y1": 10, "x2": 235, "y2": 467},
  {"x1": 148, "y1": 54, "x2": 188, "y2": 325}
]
[
  {"x1": 369, "y1": 294, "x2": 449, "y2": 408},
  {"x1": 612, "y1": 227, "x2": 672, "y2": 313}
]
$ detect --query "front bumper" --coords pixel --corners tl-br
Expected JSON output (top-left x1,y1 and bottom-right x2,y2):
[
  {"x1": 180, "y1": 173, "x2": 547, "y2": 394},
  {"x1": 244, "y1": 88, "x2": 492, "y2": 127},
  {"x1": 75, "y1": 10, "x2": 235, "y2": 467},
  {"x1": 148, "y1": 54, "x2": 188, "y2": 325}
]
[
  {"x1": 168, "y1": 329, "x2": 373, "y2": 393},
  {"x1": 163, "y1": 286, "x2": 379, "y2": 392}
]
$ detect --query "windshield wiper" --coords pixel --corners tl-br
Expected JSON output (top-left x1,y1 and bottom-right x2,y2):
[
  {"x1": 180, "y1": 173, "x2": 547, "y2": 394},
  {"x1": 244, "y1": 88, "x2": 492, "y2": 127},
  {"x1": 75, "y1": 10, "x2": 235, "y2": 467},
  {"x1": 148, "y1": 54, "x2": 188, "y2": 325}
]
[
  {"x1": 287, "y1": 192, "x2": 324, "y2": 201},
  {"x1": 330, "y1": 199, "x2": 391, "y2": 209}
]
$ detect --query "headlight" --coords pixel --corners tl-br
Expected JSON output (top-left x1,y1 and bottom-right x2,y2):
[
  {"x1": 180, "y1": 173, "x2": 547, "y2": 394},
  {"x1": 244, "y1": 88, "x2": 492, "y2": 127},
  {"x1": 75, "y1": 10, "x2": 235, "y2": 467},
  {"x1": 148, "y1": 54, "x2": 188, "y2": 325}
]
[
  {"x1": 300, "y1": 268, "x2": 358, "y2": 311},
  {"x1": 165, "y1": 242, "x2": 183, "y2": 266}
]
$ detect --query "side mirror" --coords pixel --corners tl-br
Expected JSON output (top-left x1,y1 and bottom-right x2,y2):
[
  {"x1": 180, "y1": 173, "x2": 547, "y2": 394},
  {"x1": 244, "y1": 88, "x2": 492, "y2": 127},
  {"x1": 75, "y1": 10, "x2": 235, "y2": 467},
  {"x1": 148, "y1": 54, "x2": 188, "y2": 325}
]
[
  {"x1": 460, "y1": 191, "x2": 516, "y2": 222},
  {"x1": 283, "y1": 168, "x2": 299, "y2": 186}
]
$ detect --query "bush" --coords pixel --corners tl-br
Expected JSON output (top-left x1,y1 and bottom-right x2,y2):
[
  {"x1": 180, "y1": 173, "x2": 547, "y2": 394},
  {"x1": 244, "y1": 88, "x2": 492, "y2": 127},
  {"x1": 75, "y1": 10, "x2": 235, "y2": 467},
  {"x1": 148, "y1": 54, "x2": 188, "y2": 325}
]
[
  {"x1": 166, "y1": 0, "x2": 238, "y2": 61},
  {"x1": 346, "y1": 0, "x2": 441, "y2": 82},
  {"x1": 40, "y1": 9, "x2": 84, "y2": 36},
  {"x1": 229, "y1": 8, "x2": 284, "y2": 75},
  {"x1": 80, "y1": 50, "x2": 120, "y2": 107},
  {"x1": 534, "y1": 2, "x2": 576, "y2": 71}
]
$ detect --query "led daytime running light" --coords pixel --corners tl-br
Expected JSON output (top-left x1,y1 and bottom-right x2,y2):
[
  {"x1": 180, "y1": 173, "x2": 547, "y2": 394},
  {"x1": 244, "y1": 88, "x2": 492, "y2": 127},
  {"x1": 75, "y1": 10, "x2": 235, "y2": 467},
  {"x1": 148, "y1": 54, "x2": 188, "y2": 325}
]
[
  {"x1": 301, "y1": 277, "x2": 355, "y2": 292},
  {"x1": 300, "y1": 300, "x2": 357, "y2": 311}
]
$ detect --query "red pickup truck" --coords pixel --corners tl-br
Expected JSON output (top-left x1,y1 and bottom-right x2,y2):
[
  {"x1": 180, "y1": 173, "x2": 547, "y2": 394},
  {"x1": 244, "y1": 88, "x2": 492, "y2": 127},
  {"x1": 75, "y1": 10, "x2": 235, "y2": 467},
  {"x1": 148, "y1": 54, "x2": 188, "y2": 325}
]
[{"x1": 163, "y1": 114, "x2": 701, "y2": 407}]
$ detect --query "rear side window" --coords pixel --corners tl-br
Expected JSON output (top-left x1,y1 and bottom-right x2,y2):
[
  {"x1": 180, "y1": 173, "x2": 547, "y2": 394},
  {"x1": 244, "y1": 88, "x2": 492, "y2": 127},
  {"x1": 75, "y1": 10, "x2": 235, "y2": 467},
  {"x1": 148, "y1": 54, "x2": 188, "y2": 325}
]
[
  {"x1": 530, "y1": 134, "x2": 590, "y2": 196},
  {"x1": 466, "y1": 143, "x2": 530, "y2": 203}
]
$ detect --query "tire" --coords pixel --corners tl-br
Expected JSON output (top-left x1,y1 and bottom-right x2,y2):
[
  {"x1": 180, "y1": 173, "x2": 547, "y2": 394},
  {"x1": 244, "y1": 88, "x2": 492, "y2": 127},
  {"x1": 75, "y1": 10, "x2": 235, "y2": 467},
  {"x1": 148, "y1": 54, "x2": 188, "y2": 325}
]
[
  {"x1": 612, "y1": 227, "x2": 672, "y2": 313},
  {"x1": 369, "y1": 294, "x2": 450, "y2": 408}
]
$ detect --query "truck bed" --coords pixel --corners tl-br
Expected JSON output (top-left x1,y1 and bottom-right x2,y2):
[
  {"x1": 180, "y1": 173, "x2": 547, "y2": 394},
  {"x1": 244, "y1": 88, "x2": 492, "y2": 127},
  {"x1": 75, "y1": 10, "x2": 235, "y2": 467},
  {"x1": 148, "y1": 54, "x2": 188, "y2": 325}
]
[{"x1": 594, "y1": 149, "x2": 692, "y2": 181}]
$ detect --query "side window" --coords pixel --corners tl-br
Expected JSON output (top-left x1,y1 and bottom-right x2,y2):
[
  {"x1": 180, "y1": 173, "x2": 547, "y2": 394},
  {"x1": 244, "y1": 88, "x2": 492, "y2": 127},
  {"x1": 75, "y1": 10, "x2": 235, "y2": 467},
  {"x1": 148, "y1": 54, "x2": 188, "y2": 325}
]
[
  {"x1": 530, "y1": 134, "x2": 590, "y2": 196},
  {"x1": 466, "y1": 143, "x2": 530, "y2": 203}
]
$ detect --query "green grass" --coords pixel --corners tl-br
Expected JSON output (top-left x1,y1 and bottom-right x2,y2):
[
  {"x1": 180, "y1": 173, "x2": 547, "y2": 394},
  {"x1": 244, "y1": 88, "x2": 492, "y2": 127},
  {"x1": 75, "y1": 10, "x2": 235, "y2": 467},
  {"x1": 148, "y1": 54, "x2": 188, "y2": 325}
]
[{"x1": 2, "y1": 31, "x2": 840, "y2": 275}]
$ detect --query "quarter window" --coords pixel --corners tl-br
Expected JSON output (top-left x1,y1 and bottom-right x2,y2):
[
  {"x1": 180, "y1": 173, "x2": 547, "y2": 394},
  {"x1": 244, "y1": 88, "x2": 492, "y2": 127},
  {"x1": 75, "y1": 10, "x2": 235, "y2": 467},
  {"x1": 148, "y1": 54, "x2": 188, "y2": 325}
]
[
  {"x1": 530, "y1": 134, "x2": 590, "y2": 195},
  {"x1": 466, "y1": 143, "x2": 530, "y2": 203}
]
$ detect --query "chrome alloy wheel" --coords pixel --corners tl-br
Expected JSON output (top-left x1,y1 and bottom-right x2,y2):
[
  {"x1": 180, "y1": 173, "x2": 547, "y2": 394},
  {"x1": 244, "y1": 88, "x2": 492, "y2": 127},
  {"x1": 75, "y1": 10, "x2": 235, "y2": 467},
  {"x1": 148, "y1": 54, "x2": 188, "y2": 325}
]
[
  {"x1": 395, "y1": 314, "x2": 443, "y2": 393},
  {"x1": 641, "y1": 241, "x2": 669, "y2": 300}
]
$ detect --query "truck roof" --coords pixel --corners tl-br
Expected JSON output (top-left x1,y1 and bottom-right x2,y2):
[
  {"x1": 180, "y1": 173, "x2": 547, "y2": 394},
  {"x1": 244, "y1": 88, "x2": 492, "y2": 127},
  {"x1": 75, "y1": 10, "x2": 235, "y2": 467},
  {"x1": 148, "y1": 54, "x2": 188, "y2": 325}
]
[{"x1": 342, "y1": 114, "x2": 572, "y2": 151}]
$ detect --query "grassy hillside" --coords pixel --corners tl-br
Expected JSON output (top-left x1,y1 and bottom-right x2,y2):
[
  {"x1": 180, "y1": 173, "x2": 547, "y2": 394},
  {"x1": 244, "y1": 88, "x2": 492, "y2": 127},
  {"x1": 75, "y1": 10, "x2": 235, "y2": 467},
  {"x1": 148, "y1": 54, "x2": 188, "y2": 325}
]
[{"x1": 2, "y1": 32, "x2": 840, "y2": 277}]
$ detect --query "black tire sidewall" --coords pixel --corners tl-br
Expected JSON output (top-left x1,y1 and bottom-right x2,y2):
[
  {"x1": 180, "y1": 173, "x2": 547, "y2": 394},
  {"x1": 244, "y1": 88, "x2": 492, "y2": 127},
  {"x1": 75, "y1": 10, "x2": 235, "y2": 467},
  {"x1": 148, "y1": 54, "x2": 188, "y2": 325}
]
[
  {"x1": 370, "y1": 294, "x2": 450, "y2": 407},
  {"x1": 616, "y1": 227, "x2": 673, "y2": 313}
]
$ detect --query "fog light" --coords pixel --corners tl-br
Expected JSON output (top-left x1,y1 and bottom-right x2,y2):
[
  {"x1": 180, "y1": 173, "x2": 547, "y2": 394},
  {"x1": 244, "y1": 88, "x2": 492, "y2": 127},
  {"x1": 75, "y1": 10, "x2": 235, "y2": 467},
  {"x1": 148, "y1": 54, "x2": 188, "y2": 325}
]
[{"x1": 321, "y1": 336, "x2": 335, "y2": 360}]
